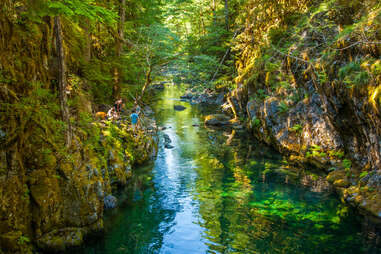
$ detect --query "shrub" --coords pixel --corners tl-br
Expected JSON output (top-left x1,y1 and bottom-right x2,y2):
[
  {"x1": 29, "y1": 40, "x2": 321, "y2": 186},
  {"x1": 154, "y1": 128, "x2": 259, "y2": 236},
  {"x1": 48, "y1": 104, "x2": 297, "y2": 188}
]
[
  {"x1": 290, "y1": 124, "x2": 303, "y2": 133},
  {"x1": 278, "y1": 101, "x2": 289, "y2": 113}
]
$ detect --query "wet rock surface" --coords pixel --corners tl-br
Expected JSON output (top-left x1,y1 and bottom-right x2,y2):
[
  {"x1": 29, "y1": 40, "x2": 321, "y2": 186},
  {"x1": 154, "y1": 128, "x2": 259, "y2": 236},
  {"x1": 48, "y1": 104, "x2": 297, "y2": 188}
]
[
  {"x1": 244, "y1": 82, "x2": 381, "y2": 220},
  {"x1": 163, "y1": 133, "x2": 174, "y2": 149},
  {"x1": 204, "y1": 114, "x2": 231, "y2": 126},
  {"x1": 0, "y1": 116, "x2": 158, "y2": 253},
  {"x1": 104, "y1": 195, "x2": 117, "y2": 209},
  {"x1": 174, "y1": 105, "x2": 186, "y2": 111}
]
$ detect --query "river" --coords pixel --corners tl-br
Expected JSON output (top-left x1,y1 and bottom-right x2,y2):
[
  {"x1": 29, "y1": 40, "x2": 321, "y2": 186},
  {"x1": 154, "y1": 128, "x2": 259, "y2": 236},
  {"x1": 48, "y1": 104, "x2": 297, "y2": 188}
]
[{"x1": 78, "y1": 84, "x2": 381, "y2": 253}]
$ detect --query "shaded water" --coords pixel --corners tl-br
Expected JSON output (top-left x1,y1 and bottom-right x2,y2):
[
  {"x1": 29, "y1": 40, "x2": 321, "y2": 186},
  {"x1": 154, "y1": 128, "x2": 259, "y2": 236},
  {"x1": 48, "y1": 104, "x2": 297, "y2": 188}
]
[{"x1": 79, "y1": 85, "x2": 381, "y2": 254}]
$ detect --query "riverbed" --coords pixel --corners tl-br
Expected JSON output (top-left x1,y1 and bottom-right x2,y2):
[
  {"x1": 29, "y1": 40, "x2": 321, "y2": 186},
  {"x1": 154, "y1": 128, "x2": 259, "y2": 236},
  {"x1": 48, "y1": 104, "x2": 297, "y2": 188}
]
[{"x1": 77, "y1": 84, "x2": 381, "y2": 253}]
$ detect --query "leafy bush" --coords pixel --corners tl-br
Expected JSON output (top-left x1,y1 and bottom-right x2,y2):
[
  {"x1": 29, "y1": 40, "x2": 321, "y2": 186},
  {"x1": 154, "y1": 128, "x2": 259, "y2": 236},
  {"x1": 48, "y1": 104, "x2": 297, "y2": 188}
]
[
  {"x1": 18, "y1": 235, "x2": 30, "y2": 245},
  {"x1": 306, "y1": 145, "x2": 327, "y2": 158},
  {"x1": 329, "y1": 150, "x2": 345, "y2": 159},
  {"x1": 278, "y1": 101, "x2": 289, "y2": 113},
  {"x1": 252, "y1": 117, "x2": 261, "y2": 128},
  {"x1": 339, "y1": 61, "x2": 370, "y2": 88},
  {"x1": 359, "y1": 171, "x2": 368, "y2": 179},
  {"x1": 290, "y1": 124, "x2": 303, "y2": 133},
  {"x1": 343, "y1": 159, "x2": 352, "y2": 170}
]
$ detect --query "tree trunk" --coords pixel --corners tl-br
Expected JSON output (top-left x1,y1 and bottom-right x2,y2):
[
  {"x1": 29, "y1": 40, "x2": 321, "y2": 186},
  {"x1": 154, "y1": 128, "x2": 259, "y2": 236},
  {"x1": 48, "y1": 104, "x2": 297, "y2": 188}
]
[
  {"x1": 224, "y1": 0, "x2": 229, "y2": 31},
  {"x1": 212, "y1": 0, "x2": 217, "y2": 26},
  {"x1": 54, "y1": 16, "x2": 71, "y2": 147},
  {"x1": 113, "y1": 0, "x2": 125, "y2": 100},
  {"x1": 139, "y1": 65, "x2": 152, "y2": 101},
  {"x1": 83, "y1": 19, "x2": 91, "y2": 63}
]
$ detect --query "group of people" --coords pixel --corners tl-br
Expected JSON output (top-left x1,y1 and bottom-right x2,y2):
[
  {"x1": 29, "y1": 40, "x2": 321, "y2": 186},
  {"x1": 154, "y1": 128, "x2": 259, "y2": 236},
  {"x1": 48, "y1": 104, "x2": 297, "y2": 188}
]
[{"x1": 105, "y1": 98, "x2": 141, "y2": 132}]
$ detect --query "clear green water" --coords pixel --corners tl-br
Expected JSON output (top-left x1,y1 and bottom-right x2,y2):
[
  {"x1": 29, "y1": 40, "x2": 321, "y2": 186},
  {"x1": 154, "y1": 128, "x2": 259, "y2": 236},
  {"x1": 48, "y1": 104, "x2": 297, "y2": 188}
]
[{"x1": 78, "y1": 85, "x2": 381, "y2": 254}]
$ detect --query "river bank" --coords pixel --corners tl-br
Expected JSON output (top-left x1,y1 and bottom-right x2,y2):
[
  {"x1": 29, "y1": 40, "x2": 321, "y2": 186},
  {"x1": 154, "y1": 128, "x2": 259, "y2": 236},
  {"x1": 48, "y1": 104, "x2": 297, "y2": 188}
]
[
  {"x1": 181, "y1": 82, "x2": 381, "y2": 227},
  {"x1": 76, "y1": 84, "x2": 381, "y2": 253},
  {"x1": 0, "y1": 112, "x2": 158, "y2": 253}
]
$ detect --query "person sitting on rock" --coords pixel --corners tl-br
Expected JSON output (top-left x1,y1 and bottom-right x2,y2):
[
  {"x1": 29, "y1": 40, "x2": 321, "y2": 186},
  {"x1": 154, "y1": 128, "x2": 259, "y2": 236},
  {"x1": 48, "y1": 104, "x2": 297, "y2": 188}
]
[{"x1": 107, "y1": 107, "x2": 118, "y2": 121}]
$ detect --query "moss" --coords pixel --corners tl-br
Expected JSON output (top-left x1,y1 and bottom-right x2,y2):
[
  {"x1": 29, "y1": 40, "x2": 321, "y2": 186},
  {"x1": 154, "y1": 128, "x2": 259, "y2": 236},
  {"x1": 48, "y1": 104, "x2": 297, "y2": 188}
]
[
  {"x1": 327, "y1": 169, "x2": 347, "y2": 183},
  {"x1": 333, "y1": 179, "x2": 350, "y2": 188},
  {"x1": 0, "y1": 231, "x2": 22, "y2": 251},
  {"x1": 37, "y1": 228, "x2": 85, "y2": 252}
]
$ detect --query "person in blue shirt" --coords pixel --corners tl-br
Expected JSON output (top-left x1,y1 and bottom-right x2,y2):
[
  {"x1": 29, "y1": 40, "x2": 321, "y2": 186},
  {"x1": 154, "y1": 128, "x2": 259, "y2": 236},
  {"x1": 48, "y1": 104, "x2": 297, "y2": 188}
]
[{"x1": 130, "y1": 110, "x2": 139, "y2": 132}]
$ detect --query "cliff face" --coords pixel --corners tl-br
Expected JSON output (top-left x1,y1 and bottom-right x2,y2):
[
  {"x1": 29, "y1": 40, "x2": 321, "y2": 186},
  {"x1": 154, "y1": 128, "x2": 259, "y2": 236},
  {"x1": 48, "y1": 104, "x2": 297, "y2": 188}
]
[
  {"x1": 229, "y1": 0, "x2": 381, "y2": 220},
  {"x1": 0, "y1": 121, "x2": 157, "y2": 253},
  {"x1": 0, "y1": 2, "x2": 158, "y2": 252}
]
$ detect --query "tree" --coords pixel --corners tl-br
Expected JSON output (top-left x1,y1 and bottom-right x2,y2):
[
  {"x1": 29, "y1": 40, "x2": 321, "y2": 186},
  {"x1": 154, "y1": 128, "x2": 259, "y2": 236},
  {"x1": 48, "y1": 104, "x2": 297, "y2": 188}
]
[
  {"x1": 54, "y1": 15, "x2": 72, "y2": 147},
  {"x1": 113, "y1": 0, "x2": 126, "y2": 100}
]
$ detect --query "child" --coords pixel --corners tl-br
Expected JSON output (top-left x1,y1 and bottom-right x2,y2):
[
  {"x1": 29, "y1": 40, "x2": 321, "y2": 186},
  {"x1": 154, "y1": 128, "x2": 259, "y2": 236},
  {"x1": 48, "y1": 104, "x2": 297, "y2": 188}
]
[{"x1": 130, "y1": 110, "x2": 139, "y2": 132}]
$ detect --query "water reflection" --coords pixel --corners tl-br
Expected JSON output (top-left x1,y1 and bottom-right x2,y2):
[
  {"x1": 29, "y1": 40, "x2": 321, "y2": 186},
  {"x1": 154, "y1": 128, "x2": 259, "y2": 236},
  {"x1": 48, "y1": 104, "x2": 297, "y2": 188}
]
[{"x1": 78, "y1": 84, "x2": 381, "y2": 254}]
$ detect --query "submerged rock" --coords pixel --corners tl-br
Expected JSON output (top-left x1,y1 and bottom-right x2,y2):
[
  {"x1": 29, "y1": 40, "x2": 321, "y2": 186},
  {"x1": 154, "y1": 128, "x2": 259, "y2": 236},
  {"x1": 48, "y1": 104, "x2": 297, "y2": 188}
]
[
  {"x1": 174, "y1": 105, "x2": 186, "y2": 111},
  {"x1": 165, "y1": 144, "x2": 174, "y2": 149},
  {"x1": 163, "y1": 133, "x2": 174, "y2": 149},
  {"x1": 150, "y1": 83, "x2": 165, "y2": 90},
  {"x1": 181, "y1": 89, "x2": 225, "y2": 105},
  {"x1": 180, "y1": 92, "x2": 193, "y2": 99},
  {"x1": 204, "y1": 114, "x2": 231, "y2": 126},
  {"x1": 104, "y1": 195, "x2": 117, "y2": 209},
  {"x1": 163, "y1": 134, "x2": 171, "y2": 144}
]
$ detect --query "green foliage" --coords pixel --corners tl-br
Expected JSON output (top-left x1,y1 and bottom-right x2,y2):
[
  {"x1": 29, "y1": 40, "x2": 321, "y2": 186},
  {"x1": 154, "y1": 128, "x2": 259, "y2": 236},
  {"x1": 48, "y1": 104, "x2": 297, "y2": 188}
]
[
  {"x1": 265, "y1": 62, "x2": 282, "y2": 73},
  {"x1": 306, "y1": 145, "x2": 327, "y2": 158},
  {"x1": 328, "y1": 150, "x2": 345, "y2": 159},
  {"x1": 252, "y1": 117, "x2": 261, "y2": 128},
  {"x1": 268, "y1": 27, "x2": 288, "y2": 45},
  {"x1": 338, "y1": 61, "x2": 370, "y2": 88},
  {"x1": 257, "y1": 89, "x2": 267, "y2": 99},
  {"x1": 278, "y1": 101, "x2": 289, "y2": 114},
  {"x1": 359, "y1": 171, "x2": 368, "y2": 179},
  {"x1": 318, "y1": 71, "x2": 328, "y2": 84},
  {"x1": 290, "y1": 124, "x2": 303, "y2": 133},
  {"x1": 18, "y1": 235, "x2": 30, "y2": 245},
  {"x1": 343, "y1": 159, "x2": 352, "y2": 170},
  {"x1": 46, "y1": 0, "x2": 117, "y2": 23}
]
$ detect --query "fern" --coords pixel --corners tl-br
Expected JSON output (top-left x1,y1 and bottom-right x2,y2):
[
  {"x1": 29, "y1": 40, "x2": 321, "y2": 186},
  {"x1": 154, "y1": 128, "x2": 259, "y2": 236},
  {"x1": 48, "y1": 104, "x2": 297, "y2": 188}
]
[{"x1": 278, "y1": 101, "x2": 289, "y2": 113}]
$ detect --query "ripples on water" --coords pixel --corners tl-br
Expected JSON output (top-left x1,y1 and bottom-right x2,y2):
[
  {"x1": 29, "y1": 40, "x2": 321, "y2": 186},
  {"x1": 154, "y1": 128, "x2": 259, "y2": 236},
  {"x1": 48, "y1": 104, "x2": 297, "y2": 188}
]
[{"x1": 77, "y1": 85, "x2": 381, "y2": 254}]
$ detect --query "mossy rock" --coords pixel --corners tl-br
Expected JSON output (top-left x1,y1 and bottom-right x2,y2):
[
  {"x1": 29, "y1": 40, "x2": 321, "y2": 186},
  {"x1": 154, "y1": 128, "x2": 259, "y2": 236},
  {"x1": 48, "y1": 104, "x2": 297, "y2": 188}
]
[
  {"x1": 204, "y1": 114, "x2": 231, "y2": 126},
  {"x1": 0, "y1": 231, "x2": 22, "y2": 251},
  {"x1": 37, "y1": 228, "x2": 85, "y2": 252},
  {"x1": 327, "y1": 169, "x2": 346, "y2": 183},
  {"x1": 333, "y1": 179, "x2": 350, "y2": 188}
]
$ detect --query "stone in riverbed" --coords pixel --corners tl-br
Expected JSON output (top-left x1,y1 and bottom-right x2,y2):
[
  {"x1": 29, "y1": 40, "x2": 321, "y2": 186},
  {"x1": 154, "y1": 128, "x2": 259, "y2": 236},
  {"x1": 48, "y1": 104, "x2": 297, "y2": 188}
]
[
  {"x1": 174, "y1": 105, "x2": 186, "y2": 111},
  {"x1": 163, "y1": 134, "x2": 171, "y2": 144},
  {"x1": 163, "y1": 133, "x2": 174, "y2": 149},
  {"x1": 165, "y1": 144, "x2": 174, "y2": 149},
  {"x1": 180, "y1": 92, "x2": 193, "y2": 99},
  {"x1": 204, "y1": 114, "x2": 231, "y2": 126},
  {"x1": 104, "y1": 195, "x2": 117, "y2": 209}
]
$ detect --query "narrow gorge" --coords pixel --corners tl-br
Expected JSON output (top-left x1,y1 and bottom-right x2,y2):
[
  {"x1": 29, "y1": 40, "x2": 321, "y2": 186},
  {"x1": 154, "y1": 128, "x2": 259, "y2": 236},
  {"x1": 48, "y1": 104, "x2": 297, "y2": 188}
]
[{"x1": 1, "y1": 0, "x2": 381, "y2": 253}]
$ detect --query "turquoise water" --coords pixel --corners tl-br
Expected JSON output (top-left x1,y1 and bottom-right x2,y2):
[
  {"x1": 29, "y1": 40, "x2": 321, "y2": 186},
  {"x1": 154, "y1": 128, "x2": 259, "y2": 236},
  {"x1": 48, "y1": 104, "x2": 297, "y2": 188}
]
[{"x1": 78, "y1": 85, "x2": 381, "y2": 254}]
